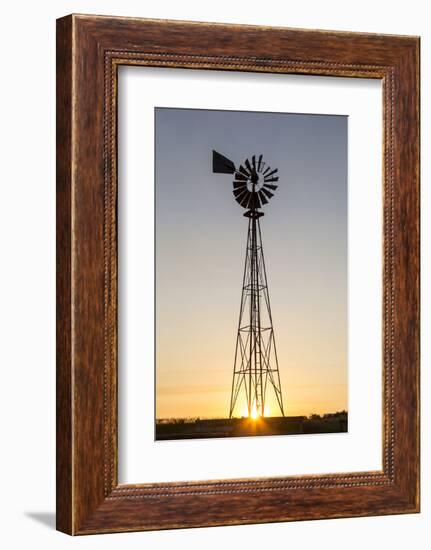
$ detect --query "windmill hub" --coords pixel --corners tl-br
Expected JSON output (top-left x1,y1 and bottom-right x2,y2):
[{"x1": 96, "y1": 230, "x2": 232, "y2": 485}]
[{"x1": 247, "y1": 173, "x2": 264, "y2": 192}]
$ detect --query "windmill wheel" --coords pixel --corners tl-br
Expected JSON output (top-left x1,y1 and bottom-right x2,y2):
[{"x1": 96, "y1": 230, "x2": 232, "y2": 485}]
[{"x1": 233, "y1": 154, "x2": 279, "y2": 210}]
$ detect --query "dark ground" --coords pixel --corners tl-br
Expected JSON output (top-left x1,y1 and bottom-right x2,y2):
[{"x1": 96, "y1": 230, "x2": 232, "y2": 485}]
[{"x1": 155, "y1": 412, "x2": 347, "y2": 441}]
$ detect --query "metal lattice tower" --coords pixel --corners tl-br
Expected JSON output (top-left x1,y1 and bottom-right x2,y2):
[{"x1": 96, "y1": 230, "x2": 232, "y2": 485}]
[{"x1": 212, "y1": 150, "x2": 285, "y2": 418}]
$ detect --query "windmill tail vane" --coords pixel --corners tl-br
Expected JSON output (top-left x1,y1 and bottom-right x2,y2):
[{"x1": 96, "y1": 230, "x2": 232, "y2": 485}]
[{"x1": 212, "y1": 150, "x2": 285, "y2": 419}]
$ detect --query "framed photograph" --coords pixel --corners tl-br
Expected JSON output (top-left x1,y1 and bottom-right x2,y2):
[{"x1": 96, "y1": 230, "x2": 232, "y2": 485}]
[{"x1": 56, "y1": 14, "x2": 420, "y2": 534}]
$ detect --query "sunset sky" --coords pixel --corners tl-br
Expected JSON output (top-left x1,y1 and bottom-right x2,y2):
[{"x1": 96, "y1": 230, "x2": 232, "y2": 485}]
[{"x1": 155, "y1": 108, "x2": 347, "y2": 419}]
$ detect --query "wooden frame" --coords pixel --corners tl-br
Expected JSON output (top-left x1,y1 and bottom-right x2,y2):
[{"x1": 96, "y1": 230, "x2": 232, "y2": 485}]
[{"x1": 56, "y1": 14, "x2": 420, "y2": 535}]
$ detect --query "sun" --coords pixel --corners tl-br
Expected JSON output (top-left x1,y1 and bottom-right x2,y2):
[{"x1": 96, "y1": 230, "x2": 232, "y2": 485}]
[{"x1": 240, "y1": 404, "x2": 270, "y2": 420}]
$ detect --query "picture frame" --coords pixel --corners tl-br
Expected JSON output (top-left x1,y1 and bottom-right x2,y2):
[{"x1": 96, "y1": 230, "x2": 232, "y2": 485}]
[{"x1": 56, "y1": 14, "x2": 420, "y2": 535}]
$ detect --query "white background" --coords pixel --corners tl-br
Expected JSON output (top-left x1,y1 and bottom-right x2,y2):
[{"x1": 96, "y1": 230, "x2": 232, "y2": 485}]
[
  {"x1": 0, "y1": 1, "x2": 428, "y2": 549},
  {"x1": 119, "y1": 68, "x2": 382, "y2": 483}
]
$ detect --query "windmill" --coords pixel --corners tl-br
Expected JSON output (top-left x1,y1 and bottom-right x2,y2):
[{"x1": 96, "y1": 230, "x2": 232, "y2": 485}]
[{"x1": 212, "y1": 150, "x2": 285, "y2": 419}]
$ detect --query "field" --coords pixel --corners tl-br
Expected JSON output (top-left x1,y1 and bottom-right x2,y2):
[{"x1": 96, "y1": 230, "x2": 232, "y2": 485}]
[{"x1": 155, "y1": 412, "x2": 347, "y2": 441}]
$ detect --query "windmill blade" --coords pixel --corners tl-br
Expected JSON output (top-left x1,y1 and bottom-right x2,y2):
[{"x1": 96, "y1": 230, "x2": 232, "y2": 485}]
[
  {"x1": 263, "y1": 165, "x2": 271, "y2": 175},
  {"x1": 264, "y1": 176, "x2": 279, "y2": 183},
  {"x1": 233, "y1": 187, "x2": 248, "y2": 198},
  {"x1": 261, "y1": 188, "x2": 274, "y2": 200},
  {"x1": 239, "y1": 191, "x2": 252, "y2": 208},
  {"x1": 265, "y1": 168, "x2": 278, "y2": 178},
  {"x1": 238, "y1": 164, "x2": 250, "y2": 177},
  {"x1": 234, "y1": 190, "x2": 250, "y2": 208},
  {"x1": 212, "y1": 150, "x2": 235, "y2": 174},
  {"x1": 263, "y1": 183, "x2": 278, "y2": 191},
  {"x1": 233, "y1": 180, "x2": 247, "y2": 190},
  {"x1": 257, "y1": 154, "x2": 263, "y2": 171},
  {"x1": 234, "y1": 172, "x2": 247, "y2": 181},
  {"x1": 258, "y1": 190, "x2": 269, "y2": 205},
  {"x1": 233, "y1": 186, "x2": 249, "y2": 199},
  {"x1": 244, "y1": 158, "x2": 253, "y2": 175},
  {"x1": 252, "y1": 155, "x2": 256, "y2": 171}
]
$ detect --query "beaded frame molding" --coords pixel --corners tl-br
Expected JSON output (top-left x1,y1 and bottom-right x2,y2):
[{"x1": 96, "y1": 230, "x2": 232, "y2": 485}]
[{"x1": 56, "y1": 14, "x2": 420, "y2": 535}]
